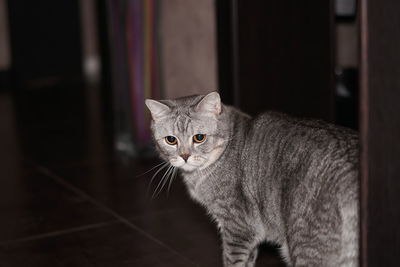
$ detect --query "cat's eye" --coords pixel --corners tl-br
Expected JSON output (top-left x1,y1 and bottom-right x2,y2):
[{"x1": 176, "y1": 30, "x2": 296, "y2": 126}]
[
  {"x1": 165, "y1": 136, "x2": 177, "y2": 145},
  {"x1": 193, "y1": 134, "x2": 206, "y2": 143}
]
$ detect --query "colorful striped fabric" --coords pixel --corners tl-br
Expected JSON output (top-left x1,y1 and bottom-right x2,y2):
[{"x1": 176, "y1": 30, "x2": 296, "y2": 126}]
[{"x1": 108, "y1": 0, "x2": 161, "y2": 148}]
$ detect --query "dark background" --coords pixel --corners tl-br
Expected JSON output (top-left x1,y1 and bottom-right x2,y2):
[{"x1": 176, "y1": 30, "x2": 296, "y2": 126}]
[{"x1": 0, "y1": 0, "x2": 399, "y2": 266}]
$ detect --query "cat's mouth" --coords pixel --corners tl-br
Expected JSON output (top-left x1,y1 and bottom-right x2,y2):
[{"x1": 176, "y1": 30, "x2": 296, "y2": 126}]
[
  {"x1": 170, "y1": 159, "x2": 202, "y2": 172},
  {"x1": 170, "y1": 161, "x2": 200, "y2": 172},
  {"x1": 169, "y1": 155, "x2": 209, "y2": 172}
]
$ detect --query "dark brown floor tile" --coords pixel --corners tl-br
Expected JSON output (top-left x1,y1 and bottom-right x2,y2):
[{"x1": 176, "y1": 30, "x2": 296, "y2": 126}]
[
  {"x1": 0, "y1": 93, "x2": 30, "y2": 176},
  {"x1": 44, "y1": 160, "x2": 197, "y2": 218},
  {"x1": 6, "y1": 87, "x2": 286, "y2": 266},
  {"x1": 44, "y1": 161, "x2": 285, "y2": 266},
  {"x1": 130, "y1": 209, "x2": 286, "y2": 267},
  {"x1": 0, "y1": 221, "x2": 192, "y2": 267},
  {"x1": 0, "y1": 169, "x2": 114, "y2": 242},
  {"x1": 131, "y1": 209, "x2": 222, "y2": 267}
]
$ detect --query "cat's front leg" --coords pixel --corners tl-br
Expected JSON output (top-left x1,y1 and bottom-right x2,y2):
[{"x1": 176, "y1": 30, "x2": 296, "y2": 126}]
[
  {"x1": 221, "y1": 226, "x2": 258, "y2": 267},
  {"x1": 246, "y1": 247, "x2": 258, "y2": 267}
]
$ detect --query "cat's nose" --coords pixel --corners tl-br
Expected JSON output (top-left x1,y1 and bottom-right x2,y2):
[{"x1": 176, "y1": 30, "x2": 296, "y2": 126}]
[{"x1": 180, "y1": 154, "x2": 190, "y2": 162}]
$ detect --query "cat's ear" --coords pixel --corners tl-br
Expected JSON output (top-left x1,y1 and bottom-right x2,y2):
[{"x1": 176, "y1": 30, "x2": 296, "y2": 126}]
[
  {"x1": 145, "y1": 99, "x2": 171, "y2": 120},
  {"x1": 196, "y1": 92, "x2": 221, "y2": 115}
]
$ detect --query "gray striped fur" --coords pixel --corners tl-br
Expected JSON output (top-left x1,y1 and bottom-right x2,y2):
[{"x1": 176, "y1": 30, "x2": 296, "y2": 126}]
[{"x1": 146, "y1": 92, "x2": 359, "y2": 267}]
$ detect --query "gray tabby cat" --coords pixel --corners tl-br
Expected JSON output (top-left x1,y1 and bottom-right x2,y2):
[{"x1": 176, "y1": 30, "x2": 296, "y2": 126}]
[{"x1": 145, "y1": 92, "x2": 359, "y2": 267}]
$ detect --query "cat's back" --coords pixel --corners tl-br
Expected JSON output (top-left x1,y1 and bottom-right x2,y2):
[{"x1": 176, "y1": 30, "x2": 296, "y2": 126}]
[
  {"x1": 244, "y1": 111, "x2": 358, "y2": 163},
  {"x1": 241, "y1": 111, "x2": 359, "y2": 195}
]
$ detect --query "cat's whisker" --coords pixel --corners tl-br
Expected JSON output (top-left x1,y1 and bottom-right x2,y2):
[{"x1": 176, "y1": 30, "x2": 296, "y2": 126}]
[
  {"x1": 199, "y1": 166, "x2": 209, "y2": 177},
  {"x1": 156, "y1": 166, "x2": 175, "y2": 197},
  {"x1": 152, "y1": 167, "x2": 170, "y2": 197},
  {"x1": 199, "y1": 168, "x2": 204, "y2": 177},
  {"x1": 162, "y1": 166, "x2": 176, "y2": 194},
  {"x1": 167, "y1": 167, "x2": 178, "y2": 196},
  {"x1": 151, "y1": 165, "x2": 173, "y2": 199},
  {"x1": 136, "y1": 161, "x2": 167, "y2": 178},
  {"x1": 151, "y1": 165, "x2": 172, "y2": 196},
  {"x1": 195, "y1": 155, "x2": 208, "y2": 160},
  {"x1": 147, "y1": 162, "x2": 170, "y2": 196}
]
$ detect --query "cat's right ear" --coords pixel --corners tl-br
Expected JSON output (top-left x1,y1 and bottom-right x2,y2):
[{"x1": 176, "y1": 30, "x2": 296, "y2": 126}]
[
  {"x1": 195, "y1": 91, "x2": 221, "y2": 115},
  {"x1": 145, "y1": 99, "x2": 171, "y2": 120}
]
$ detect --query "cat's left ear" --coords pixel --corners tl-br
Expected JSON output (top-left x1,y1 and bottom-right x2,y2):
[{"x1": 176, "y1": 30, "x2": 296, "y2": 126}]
[
  {"x1": 196, "y1": 91, "x2": 221, "y2": 115},
  {"x1": 145, "y1": 99, "x2": 171, "y2": 120}
]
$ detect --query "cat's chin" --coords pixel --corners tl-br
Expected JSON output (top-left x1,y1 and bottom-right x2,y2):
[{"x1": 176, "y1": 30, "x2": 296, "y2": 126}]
[{"x1": 178, "y1": 164, "x2": 199, "y2": 173}]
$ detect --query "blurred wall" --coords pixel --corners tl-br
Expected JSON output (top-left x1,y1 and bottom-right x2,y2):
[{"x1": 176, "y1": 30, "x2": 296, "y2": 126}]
[
  {"x1": 160, "y1": 0, "x2": 217, "y2": 98},
  {"x1": 79, "y1": 0, "x2": 100, "y2": 84},
  {"x1": 0, "y1": 0, "x2": 11, "y2": 71},
  {"x1": 336, "y1": 23, "x2": 358, "y2": 68},
  {"x1": 7, "y1": 0, "x2": 82, "y2": 86}
]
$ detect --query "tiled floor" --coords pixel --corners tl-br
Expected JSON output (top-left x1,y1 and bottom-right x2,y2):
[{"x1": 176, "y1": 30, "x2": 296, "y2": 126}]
[{"x1": 0, "y1": 87, "x2": 285, "y2": 266}]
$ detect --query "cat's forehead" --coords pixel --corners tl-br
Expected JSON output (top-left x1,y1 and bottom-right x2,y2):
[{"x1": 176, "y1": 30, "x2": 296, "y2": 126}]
[
  {"x1": 161, "y1": 94, "x2": 203, "y2": 112},
  {"x1": 154, "y1": 113, "x2": 217, "y2": 137},
  {"x1": 152, "y1": 94, "x2": 219, "y2": 137},
  {"x1": 176, "y1": 114, "x2": 217, "y2": 133}
]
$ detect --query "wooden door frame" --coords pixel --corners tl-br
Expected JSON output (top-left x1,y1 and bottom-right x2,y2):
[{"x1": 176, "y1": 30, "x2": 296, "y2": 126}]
[{"x1": 360, "y1": 0, "x2": 400, "y2": 266}]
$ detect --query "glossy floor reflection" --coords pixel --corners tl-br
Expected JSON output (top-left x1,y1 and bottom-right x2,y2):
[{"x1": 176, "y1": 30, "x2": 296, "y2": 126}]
[{"x1": 0, "y1": 88, "x2": 285, "y2": 266}]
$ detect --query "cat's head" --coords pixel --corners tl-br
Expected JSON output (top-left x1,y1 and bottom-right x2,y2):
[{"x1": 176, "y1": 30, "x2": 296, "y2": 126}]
[{"x1": 145, "y1": 92, "x2": 230, "y2": 172}]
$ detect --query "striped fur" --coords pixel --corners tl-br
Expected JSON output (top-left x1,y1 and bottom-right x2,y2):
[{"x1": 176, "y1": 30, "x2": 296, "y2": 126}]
[{"x1": 146, "y1": 92, "x2": 359, "y2": 267}]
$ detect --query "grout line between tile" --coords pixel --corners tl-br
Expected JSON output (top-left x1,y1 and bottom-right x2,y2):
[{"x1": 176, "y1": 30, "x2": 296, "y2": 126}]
[
  {"x1": 0, "y1": 209, "x2": 180, "y2": 246},
  {"x1": 35, "y1": 165, "x2": 198, "y2": 267},
  {"x1": 0, "y1": 220, "x2": 118, "y2": 246}
]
